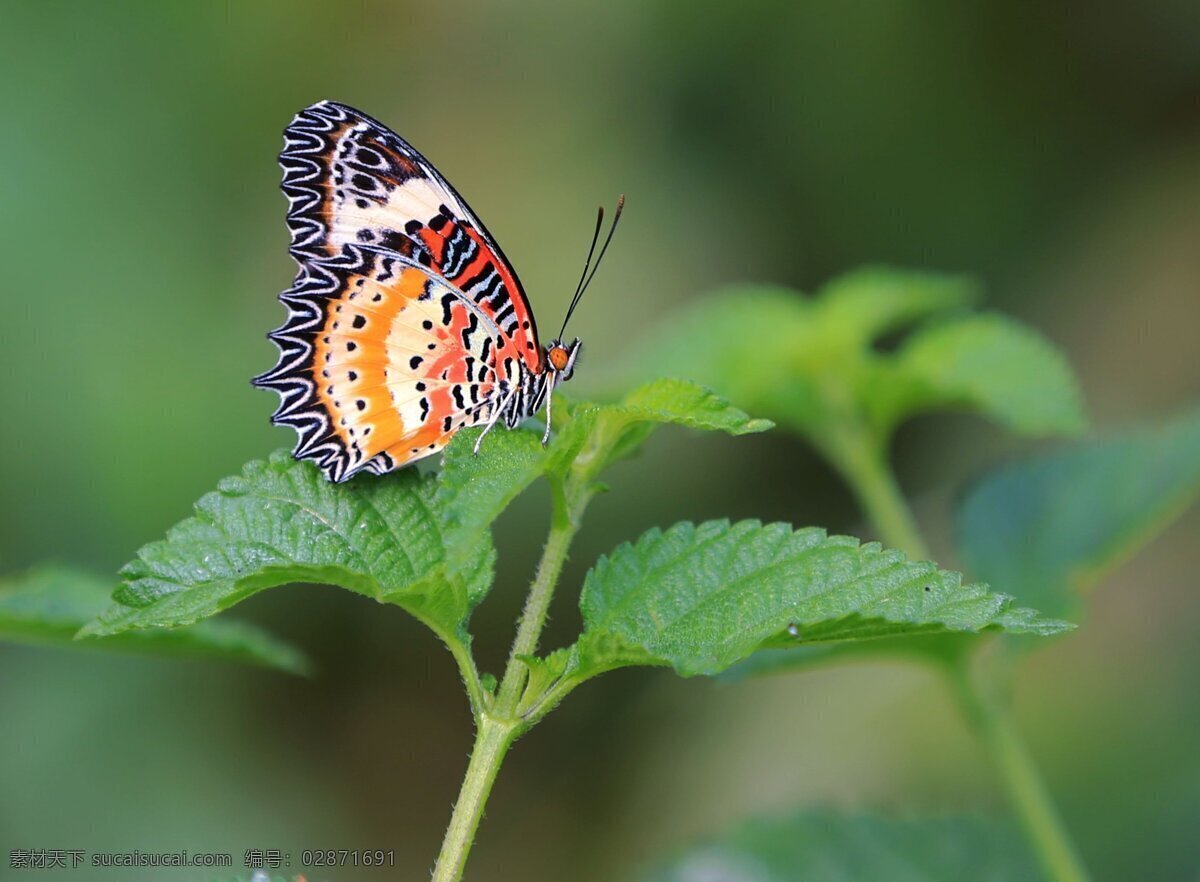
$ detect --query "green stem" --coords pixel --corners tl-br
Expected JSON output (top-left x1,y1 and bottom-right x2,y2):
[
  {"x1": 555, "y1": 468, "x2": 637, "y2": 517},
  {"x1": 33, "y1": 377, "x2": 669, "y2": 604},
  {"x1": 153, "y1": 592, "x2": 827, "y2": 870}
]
[
  {"x1": 832, "y1": 421, "x2": 1089, "y2": 882},
  {"x1": 430, "y1": 717, "x2": 516, "y2": 882},
  {"x1": 494, "y1": 477, "x2": 582, "y2": 716},
  {"x1": 432, "y1": 475, "x2": 589, "y2": 882},
  {"x1": 446, "y1": 636, "x2": 486, "y2": 724},
  {"x1": 948, "y1": 666, "x2": 1091, "y2": 882},
  {"x1": 830, "y1": 429, "x2": 929, "y2": 561}
]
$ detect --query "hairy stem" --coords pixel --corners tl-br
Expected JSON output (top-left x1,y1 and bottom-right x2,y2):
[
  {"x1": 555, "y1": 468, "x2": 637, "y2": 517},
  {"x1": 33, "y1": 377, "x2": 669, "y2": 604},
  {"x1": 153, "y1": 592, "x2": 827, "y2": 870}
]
[
  {"x1": 833, "y1": 422, "x2": 1089, "y2": 882},
  {"x1": 432, "y1": 475, "x2": 588, "y2": 882},
  {"x1": 446, "y1": 637, "x2": 486, "y2": 724},
  {"x1": 430, "y1": 717, "x2": 516, "y2": 882},
  {"x1": 494, "y1": 478, "x2": 581, "y2": 716},
  {"x1": 948, "y1": 666, "x2": 1091, "y2": 882}
]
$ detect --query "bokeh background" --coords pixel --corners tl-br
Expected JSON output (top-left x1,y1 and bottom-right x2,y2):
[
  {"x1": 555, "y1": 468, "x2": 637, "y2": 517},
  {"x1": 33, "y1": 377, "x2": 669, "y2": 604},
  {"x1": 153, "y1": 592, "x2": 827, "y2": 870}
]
[{"x1": 2, "y1": 2, "x2": 1199, "y2": 879}]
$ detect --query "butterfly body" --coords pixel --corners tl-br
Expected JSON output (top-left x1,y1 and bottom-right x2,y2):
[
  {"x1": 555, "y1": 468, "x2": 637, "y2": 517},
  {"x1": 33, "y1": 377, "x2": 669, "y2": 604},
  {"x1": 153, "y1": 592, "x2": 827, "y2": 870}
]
[{"x1": 254, "y1": 101, "x2": 591, "y2": 482}]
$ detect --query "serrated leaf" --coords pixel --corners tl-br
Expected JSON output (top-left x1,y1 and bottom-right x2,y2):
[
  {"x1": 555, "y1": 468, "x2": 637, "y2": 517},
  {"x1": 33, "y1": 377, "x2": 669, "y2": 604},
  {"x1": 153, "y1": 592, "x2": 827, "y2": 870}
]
[
  {"x1": 618, "y1": 268, "x2": 1083, "y2": 448},
  {"x1": 1, "y1": 565, "x2": 308, "y2": 674},
  {"x1": 83, "y1": 451, "x2": 493, "y2": 648},
  {"x1": 574, "y1": 520, "x2": 1069, "y2": 678},
  {"x1": 958, "y1": 406, "x2": 1200, "y2": 619},
  {"x1": 648, "y1": 811, "x2": 1041, "y2": 882},
  {"x1": 870, "y1": 313, "x2": 1085, "y2": 437},
  {"x1": 619, "y1": 378, "x2": 776, "y2": 435}
]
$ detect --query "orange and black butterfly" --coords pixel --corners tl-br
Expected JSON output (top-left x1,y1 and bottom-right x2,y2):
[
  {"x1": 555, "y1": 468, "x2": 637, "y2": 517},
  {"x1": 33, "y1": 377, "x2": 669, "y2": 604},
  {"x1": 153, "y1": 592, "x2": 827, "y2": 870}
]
[{"x1": 254, "y1": 101, "x2": 621, "y2": 482}]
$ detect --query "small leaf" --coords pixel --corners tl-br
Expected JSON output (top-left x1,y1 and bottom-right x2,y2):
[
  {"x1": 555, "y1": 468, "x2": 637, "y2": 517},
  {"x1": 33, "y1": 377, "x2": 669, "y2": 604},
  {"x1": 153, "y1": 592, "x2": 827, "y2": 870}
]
[
  {"x1": 574, "y1": 520, "x2": 1069, "y2": 678},
  {"x1": 565, "y1": 379, "x2": 773, "y2": 481},
  {"x1": 958, "y1": 406, "x2": 1200, "y2": 618},
  {"x1": 648, "y1": 811, "x2": 1041, "y2": 882},
  {"x1": 1, "y1": 565, "x2": 308, "y2": 673},
  {"x1": 83, "y1": 451, "x2": 493, "y2": 650},
  {"x1": 619, "y1": 378, "x2": 775, "y2": 435},
  {"x1": 514, "y1": 646, "x2": 576, "y2": 719},
  {"x1": 870, "y1": 313, "x2": 1086, "y2": 437}
]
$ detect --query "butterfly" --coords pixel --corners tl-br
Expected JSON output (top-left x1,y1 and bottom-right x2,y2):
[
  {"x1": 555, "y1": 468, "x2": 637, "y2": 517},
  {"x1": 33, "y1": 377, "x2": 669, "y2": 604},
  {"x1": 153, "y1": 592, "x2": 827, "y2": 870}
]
[{"x1": 254, "y1": 101, "x2": 622, "y2": 482}]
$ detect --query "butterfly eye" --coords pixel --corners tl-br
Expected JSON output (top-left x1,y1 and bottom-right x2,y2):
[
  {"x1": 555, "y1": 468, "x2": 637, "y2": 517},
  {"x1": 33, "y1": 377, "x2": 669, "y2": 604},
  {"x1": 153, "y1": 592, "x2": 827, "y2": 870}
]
[{"x1": 548, "y1": 345, "x2": 571, "y2": 372}]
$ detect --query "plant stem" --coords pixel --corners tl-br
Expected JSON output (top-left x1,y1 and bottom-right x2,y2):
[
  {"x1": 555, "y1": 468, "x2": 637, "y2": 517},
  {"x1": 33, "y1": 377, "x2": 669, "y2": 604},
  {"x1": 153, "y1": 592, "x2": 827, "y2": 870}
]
[
  {"x1": 432, "y1": 476, "x2": 588, "y2": 882},
  {"x1": 829, "y1": 430, "x2": 929, "y2": 561},
  {"x1": 832, "y1": 422, "x2": 1090, "y2": 882},
  {"x1": 430, "y1": 717, "x2": 516, "y2": 882},
  {"x1": 437, "y1": 629, "x2": 486, "y2": 723},
  {"x1": 494, "y1": 478, "x2": 582, "y2": 716},
  {"x1": 948, "y1": 666, "x2": 1091, "y2": 882}
]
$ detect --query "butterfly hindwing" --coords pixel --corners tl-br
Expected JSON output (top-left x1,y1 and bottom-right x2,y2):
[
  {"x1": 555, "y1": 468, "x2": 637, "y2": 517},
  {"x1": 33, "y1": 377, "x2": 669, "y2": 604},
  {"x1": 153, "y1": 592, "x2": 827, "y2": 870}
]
[{"x1": 256, "y1": 245, "x2": 506, "y2": 481}]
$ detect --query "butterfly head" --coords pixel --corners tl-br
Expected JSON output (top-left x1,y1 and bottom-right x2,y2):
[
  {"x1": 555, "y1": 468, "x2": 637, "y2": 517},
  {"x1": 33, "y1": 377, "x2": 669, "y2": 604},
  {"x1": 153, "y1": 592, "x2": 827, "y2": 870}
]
[{"x1": 545, "y1": 338, "x2": 582, "y2": 382}]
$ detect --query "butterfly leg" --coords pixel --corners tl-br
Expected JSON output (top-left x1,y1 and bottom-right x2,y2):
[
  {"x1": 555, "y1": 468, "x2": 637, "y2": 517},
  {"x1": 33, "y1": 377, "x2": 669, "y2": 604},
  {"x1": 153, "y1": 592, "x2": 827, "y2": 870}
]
[
  {"x1": 540, "y1": 376, "x2": 557, "y2": 446},
  {"x1": 474, "y1": 385, "x2": 518, "y2": 455}
]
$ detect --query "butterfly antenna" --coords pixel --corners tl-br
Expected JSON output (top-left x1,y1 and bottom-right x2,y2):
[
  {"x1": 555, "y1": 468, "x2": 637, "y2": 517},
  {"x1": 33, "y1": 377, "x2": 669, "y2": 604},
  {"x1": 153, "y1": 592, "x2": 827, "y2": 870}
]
[
  {"x1": 559, "y1": 195, "x2": 625, "y2": 340},
  {"x1": 559, "y1": 205, "x2": 606, "y2": 340}
]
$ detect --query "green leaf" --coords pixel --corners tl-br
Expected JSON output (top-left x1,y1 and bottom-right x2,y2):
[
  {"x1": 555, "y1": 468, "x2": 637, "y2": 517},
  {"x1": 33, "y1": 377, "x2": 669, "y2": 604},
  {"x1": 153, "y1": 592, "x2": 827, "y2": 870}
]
[
  {"x1": 574, "y1": 520, "x2": 1069, "y2": 678},
  {"x1": 1, "y1": 565, "x2": 308, "y2": 674},
  {"x1": 619, "y1": 268, "x2": 1084, "y2": 447},
  {"x1": 869, "y1": 313, "x2": 1086, "y2": 438},
  {"x1": 565, "y1": 379, "x2": 773, "y2": 481},
  {"x1": 437, "y1": 381, "x2": 769, "y2": 572},
  {"x1": 958, "y1": 406, "x2": 1200, "y2": 619},
  {"x1": 82, "y1": 451, "x2": 494, "y2": 649},
  {"x1": 612, "y1": 285, "x2": 827, "y2": 434},
  {"x1": 648, "y1": 811, "x2": 1041, "y2": 882},
  {"x1": 619, "y1": 378, "x2": 776, "y2": 435},
  {"x1": 816, "y1": 265, "x2": 980, "y2": 343},
  {"x1": 437, "y1": 425, "x2": 549, "y2": 584}
]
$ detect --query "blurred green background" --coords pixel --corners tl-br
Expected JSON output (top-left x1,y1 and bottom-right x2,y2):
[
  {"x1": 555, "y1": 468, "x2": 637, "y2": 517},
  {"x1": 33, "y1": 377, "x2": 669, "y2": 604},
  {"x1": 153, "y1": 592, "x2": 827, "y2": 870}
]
[{"x1": 2, "y1": 2, "x2": 1198, "y2": 879}]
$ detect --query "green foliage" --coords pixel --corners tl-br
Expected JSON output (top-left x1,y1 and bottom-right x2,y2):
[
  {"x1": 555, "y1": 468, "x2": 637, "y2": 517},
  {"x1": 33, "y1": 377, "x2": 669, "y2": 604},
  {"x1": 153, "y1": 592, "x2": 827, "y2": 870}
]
[
  {"x1": 81, "y1": 382, "x2": 768, "y2": 652},
  {"x1": 868, "y1": 314, "x2": 1086, "y2": 439},
  {"x1": 611, "y1": 268, "x2": 1087, "y2": 685},
  {"x1": 620, "y1": 269, "x2": 1084, "y2": 450},
  {"x1": 1, "y1": 565, "x2": 307, "y2": 673},
  {"x1": 83, "y1": 452, "x2": 494, "y2": 653},
  {"x1": 571, "y1": 520, "x2": 1069, "y2": 678},
  {"x1": 959, "y1": 406, "x2": 1200, "y2": 618},
  {"x1": 432, "y1": 379, "x2": 769, "y2": 574},
  {"x1": 559, "y1": 379, "x2": 774, "y2": 483},
  {"x1": 79, "y1": 375, "x2": 1071, "y2": 696},
  {"x1": 66, "y1": 292, "x2": 1082, "y2": 882},
  {"x1": 437, "y1": 426, "x2": 549, "y2": 580},
  {"x1": 648, "y1": 811, "x2": 1040, "y2": 882}
]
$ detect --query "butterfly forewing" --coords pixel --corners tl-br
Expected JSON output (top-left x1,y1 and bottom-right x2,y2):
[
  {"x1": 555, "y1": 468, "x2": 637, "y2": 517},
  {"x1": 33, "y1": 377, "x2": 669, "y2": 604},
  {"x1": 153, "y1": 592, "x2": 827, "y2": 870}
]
[
  {"x1": 257, "y1": 101, "x2": 543, "y2": 481},
  {"x1": 279, "y1": 101, "x2": 542, "y2": 365}
]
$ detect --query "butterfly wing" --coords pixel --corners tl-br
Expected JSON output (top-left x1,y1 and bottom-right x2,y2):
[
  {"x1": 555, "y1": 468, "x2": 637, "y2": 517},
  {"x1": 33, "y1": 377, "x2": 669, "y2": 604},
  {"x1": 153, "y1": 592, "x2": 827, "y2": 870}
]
[
  {"x1": 257, "y1": 101, "x2": 545, "y2": 480},
  {"x1": 278, "y1": 100, "x2": 543, "y2": 370},
  {"x1": 255, "y1": 246, "x2": 508, "y2": 481}
]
